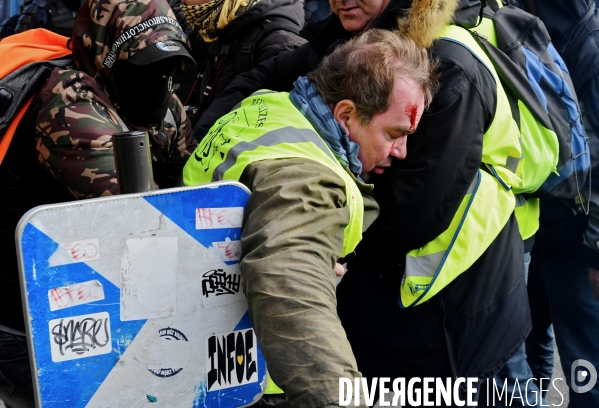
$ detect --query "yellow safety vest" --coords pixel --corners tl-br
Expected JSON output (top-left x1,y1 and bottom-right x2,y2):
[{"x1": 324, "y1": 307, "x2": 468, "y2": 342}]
[
  {"x1": 183, "y1": 89, "x2": 365, "y2": 258},
  {"x1": 400, "y1": 24, "x2": 523, "y2": 308}
]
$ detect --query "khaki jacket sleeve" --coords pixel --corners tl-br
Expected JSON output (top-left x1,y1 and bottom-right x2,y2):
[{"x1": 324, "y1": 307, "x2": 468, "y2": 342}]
[{"x1": 239, "y1": 158, "x2": 362, "y2": 407}]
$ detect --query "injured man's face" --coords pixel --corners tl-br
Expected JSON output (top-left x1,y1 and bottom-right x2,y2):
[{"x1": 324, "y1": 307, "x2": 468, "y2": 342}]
[{"x1": 335, "y1": 76, "x2": 425, "y2": 180}]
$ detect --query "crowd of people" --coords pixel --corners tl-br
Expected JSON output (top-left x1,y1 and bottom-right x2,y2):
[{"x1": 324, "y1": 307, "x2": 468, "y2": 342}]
[{"x1": 0, "y1": 0, "x2": 598, "y2": 407}]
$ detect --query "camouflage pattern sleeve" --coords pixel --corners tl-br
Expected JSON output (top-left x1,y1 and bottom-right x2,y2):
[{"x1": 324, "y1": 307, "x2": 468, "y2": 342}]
[
  {"x1": 36, "y1": 68, "x2": 198, "y2": 198},
  {"x1": 36, "y1": 68, "x2": 122, "y2": 199}
]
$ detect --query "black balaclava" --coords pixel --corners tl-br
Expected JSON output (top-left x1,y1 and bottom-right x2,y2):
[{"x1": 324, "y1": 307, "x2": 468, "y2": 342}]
[{"x1": 113, "y1": 57, "x2": 179, "y2": 126}]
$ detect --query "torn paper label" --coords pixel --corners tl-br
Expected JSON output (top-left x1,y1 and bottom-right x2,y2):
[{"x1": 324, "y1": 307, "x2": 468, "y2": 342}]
[
  {"x1": 120, "y1": 237, "x2": 177, "y2": 321},
  {"x1": 48, "y1": 280, "x2": 105, "y2": 311},
  {"x1": 196, "y1": 207, "x2": 244, "y2": 230}
]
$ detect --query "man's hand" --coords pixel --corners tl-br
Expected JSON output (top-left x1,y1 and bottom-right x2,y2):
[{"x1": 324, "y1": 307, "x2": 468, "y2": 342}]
[
  {"x1": 334, "y1": 263, "x2": 346, "y2": 277},
  {"x1": 589, "y1": 267, "x2": 599, "y2": 301}
]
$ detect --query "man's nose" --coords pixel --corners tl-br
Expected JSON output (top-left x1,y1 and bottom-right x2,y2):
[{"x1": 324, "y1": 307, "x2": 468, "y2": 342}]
[{"x1": 389, "y1": 136, "x2": 407, "y2": 160}]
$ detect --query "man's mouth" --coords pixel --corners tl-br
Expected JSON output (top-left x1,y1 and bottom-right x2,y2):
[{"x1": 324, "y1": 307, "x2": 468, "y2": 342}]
[
  {"x1": 371, "y1": 166, "x2": 387, "y2": 175},
  {"x1": 339, "y1": 6, "x2": 359, "y2": 14}
]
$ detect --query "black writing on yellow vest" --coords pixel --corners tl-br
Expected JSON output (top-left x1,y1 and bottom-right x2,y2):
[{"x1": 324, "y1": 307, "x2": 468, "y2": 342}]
[{"x1": 251, "y1": 98, "x2": 269, "y2": 128}]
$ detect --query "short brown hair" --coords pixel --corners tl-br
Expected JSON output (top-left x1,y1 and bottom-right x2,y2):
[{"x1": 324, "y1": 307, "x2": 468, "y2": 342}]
[{"x1": 307, "y1": 29, "x2": 437, "y2": 124}]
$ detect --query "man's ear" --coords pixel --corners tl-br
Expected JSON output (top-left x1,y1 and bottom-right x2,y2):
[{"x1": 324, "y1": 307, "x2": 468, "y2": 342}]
[{"x1": 333, "y1": 99, "x2": 358, "y2": 135}]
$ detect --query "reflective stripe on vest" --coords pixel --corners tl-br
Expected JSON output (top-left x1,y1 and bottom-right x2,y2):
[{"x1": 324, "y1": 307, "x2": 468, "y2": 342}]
[
  {"x1": 402, "y1": 170, "x2": 516, "y2": 307},
  {"x1": 183, "y1": 90, "x2": 364, "y2": 257},
  {"x1": 400, "y1": 25, "x2": 523, "y2": 307}
]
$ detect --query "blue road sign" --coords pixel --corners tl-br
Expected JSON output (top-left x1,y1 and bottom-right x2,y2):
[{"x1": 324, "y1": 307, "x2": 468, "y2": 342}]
[{"x1": 16, "y1": 182, "x2": 267, "y2": 407}]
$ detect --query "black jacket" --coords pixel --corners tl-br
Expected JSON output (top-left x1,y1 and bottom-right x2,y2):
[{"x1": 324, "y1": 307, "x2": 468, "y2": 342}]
[
  {"x1": 516, "y1": 0, "x2": 599, "y2": 269},
  {"x1": 184, "y1": 0, "x2": 305, "y2": 118},
  {"x1": 194, "y1": 0, "x2": 530, "y2": 382},
  {"x1": 0, "y1": 98, "x2": 74, "y2": 331}
]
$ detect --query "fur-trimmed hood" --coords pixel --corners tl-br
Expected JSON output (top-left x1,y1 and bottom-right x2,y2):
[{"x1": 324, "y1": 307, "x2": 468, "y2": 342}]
[
  {"x1": 395, "y1": 0, "x2": 460, "y2": 48},
  {"x1": 395, "y1": 0, "x2": 485, "y2": 48}
]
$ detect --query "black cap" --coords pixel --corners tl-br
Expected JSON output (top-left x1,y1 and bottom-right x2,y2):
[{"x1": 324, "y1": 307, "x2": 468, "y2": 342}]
[{"x1": 129, "y1": 40, "x2": 196, "y2": 66}]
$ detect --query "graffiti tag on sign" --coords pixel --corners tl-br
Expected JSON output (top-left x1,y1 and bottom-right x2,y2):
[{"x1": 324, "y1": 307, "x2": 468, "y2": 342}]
[
  {"x1": 48, "y1": 280, "x2": 105, "y2": 311},
  {"x1": 195, "y1": 207, "x2": 244, "y2": 230},
  {"x1": 205, "y1": 328, "x2": 258, "y2": 391},
  {"x1": 48, "y1": 238, "x2": 101, "y2": 266},
  {"x1": 201, "y1": 264, "x2": 246, "y2": 308},
  {"x1": 49, "y1": 312, "x2": 111, "y2": 362}
]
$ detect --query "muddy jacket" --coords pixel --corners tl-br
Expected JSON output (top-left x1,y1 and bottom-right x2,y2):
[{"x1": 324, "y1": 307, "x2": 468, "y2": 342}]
[
  {"x1": 193, "y1": 0, "x2": 530, "y2": 382},
  {"x1": 184, "y1": 88, "x2": 378, "y2": 407},
  {"x1": 35, "y1": 0, "x2": 198, "y2": 198}
]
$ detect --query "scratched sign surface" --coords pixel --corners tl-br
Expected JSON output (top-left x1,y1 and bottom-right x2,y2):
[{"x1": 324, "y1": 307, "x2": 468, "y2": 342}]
[{"x1": 16, "y1": 182, "x2": 267, "y2": 407}]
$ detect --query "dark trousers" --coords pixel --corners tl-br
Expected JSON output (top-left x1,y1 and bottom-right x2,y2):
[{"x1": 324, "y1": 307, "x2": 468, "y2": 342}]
[
  {"x1": 0, "y1": 329, "x2": 34, "y2": 408},
  {"x1": 526, "y1": 200, "x2": 599, "y2": 407}
]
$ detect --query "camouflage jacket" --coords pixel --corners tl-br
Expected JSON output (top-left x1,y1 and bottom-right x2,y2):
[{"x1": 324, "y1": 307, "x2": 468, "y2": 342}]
[
  {"x1": 36, "y1": 70, "x2": 195, "y2": 198},
  {"x1": 35, "y1": 0, "x2": 197, "y2": 199}
]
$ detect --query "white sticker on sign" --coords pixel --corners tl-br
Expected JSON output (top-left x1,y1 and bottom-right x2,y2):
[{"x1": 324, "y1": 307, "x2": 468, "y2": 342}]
[
  {"x1": 201, "y1": 263, "x2": 246, "y2": 308},
  {"x1": 48, "y1": 280, "x2": 105, "y2": 311},
  {"x1": 135, "y1": 327, "x2": 191, "y2": 378},
  {"x1": 120, "y1": 236, "x2": 178, "y2": 321},
  {"x1": 48, "y1": 238, "x2": 100, "y2": 266},
  {"x1": 195, "y1": 207, "x2": 244, "y2": 230},
  {"x1": 210, "y1": 238, "x2": 241, "y2": 261},
  {"x1": 49, "y1": 311, "x2": 111, "y2": 362},
  {"x1": 205, "y1": 328, "x2": 258, "y2": 391}
]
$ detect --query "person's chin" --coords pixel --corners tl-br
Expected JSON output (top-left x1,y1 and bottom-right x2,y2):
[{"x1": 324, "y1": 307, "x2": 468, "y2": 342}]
[{"x1": 339, "y1": 15, "x2": 367, "y2": 33}]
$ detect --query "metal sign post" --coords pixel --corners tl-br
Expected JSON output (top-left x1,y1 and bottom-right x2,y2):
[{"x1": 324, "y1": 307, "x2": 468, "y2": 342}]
[
  {"x1": 16, "y1": 182, "x2": 267, "y2": 407},
  {"x1": 112, "y1": 130, "x2": 154, "y2": 194}
]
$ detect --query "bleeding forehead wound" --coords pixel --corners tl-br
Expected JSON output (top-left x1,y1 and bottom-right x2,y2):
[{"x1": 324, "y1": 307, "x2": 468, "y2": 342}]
[{"x1": 406, "y1": 105, "x2": 418, "y2": 130}]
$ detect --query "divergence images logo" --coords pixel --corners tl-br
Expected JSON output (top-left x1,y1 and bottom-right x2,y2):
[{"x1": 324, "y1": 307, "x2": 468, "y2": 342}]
[{"x1": 572, "y1": 359, "x2": 597, "y2": 393}]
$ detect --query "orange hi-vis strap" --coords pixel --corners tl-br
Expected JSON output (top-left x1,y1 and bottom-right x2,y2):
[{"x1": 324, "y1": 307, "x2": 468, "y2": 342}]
[{"x1": 0, "y1": 29, "x2": 71, "y2": 164}]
